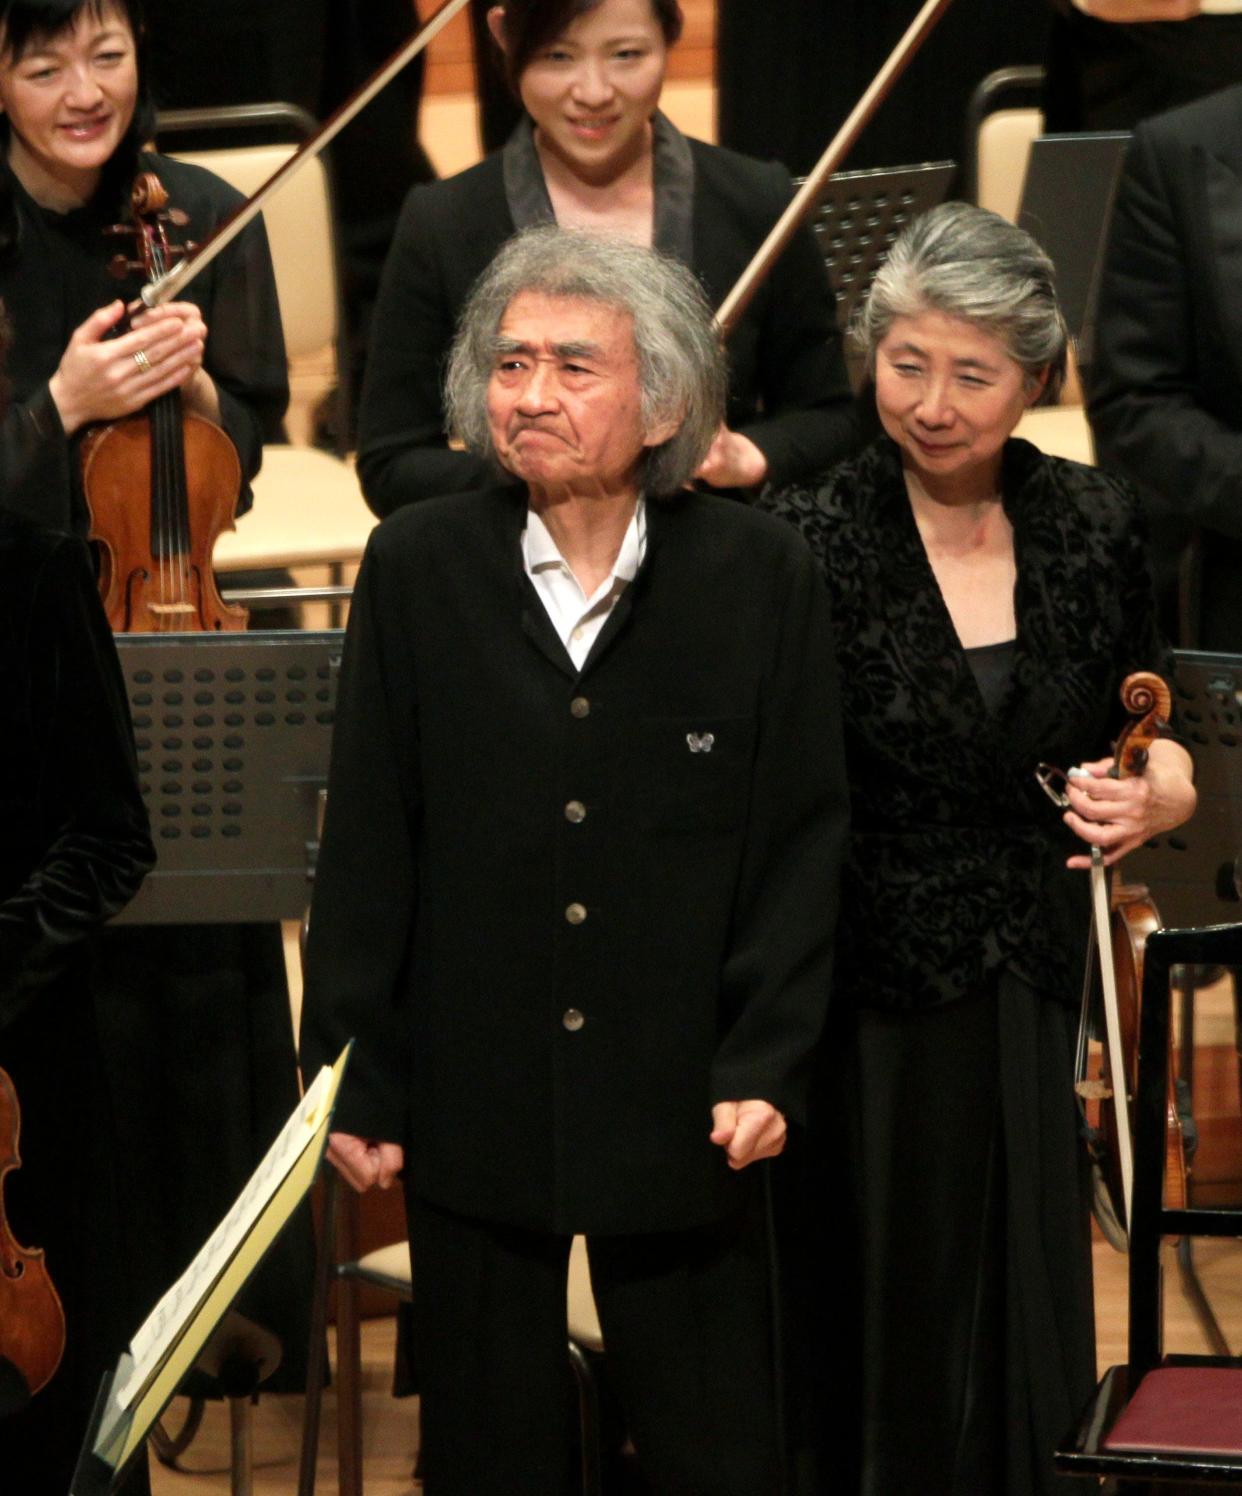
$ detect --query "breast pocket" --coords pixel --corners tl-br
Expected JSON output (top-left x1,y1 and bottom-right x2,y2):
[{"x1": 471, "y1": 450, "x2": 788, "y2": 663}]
[{"x1": 636, "y1": 715, "x2": 757, "y2": 836}]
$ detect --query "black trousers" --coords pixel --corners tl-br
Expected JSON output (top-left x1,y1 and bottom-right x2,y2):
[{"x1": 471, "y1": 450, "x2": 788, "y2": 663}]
[{"x1": 407, "y1": 1184, "x2": 782, "y2": 1496}]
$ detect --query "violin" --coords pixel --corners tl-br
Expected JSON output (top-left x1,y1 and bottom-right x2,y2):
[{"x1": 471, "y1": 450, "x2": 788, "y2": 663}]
[
  {"x1": 0, "y1": 1066, "x2": 66, "y2": 1404},
  {"x1": 82, "y1": 171, "x2": 246, "y2": 634},
  {"x1": 1082, "y1": 672, "x2": 1189, "y2": 1244}
]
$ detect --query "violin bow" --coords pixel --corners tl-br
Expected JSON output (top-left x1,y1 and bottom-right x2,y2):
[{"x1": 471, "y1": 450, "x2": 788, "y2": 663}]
[
  {"x1": 716, "y1": 0, "x2": 956, "y2": 337},
  {"x1": 1089, "y1": 838, "x2": 1135, "y2": 1232},
  {"x1": 137, "y1": 0, "x2": 474, "y2": 308}
]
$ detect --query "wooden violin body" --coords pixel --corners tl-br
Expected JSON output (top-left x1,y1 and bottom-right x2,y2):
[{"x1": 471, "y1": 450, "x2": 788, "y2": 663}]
[
  {"x1": 83, "y1": 404, "x2": 244, "y2": 633},
  {"x1": 0, "y1": 1067, "x2": 66, "y2": 1400},
  {"x1": 84, "y1": 171, "x2": 246, "y2": 634}
]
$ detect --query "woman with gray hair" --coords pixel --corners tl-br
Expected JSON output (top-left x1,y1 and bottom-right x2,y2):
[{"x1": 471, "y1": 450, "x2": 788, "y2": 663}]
[{"x1": 765, "y1": 202, "x2": 1195, "y2": 1494}]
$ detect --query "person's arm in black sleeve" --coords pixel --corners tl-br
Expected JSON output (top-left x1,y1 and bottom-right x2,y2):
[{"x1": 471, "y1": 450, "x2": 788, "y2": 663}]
[
  {"x1": 1089, "y1": 123, "x2": 1242, "y2": 544},
  {"x1": 737, "y1": 162, "x2": 859, "y2": 488},
  {"x1": 299, "y1": 528, "x2": 418, "y2": 1142},
  {"x1": 0, "y1": 386, "x2": 75, "y2": 530},
  {"x1": 710, "y1": 534, "x2": 849, "y2": 1125},
  {"x1": 356, "y1": 185, "x2": 496, "y2": 517},
  {"x1": 0, "y1": 536, "x2": 154, "y2": 1028},
  {"x1": 201, "y1": 203, "x2": 289, "y2": 514}
]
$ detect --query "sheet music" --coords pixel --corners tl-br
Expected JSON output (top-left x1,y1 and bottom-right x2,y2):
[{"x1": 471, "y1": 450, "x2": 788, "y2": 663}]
[{"x1": 116, "y1": 1063, "x2": 336, "y2": 1409}]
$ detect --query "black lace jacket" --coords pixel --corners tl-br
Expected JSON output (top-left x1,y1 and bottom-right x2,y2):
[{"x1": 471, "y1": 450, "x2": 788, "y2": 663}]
[{"x1": 763, "y1": 436, "x2": 1171, "y2": 1011}]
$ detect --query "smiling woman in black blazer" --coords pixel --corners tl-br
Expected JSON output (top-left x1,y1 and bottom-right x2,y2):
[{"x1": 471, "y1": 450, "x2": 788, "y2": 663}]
[
  {"x1": 764, "y1": 202, "x2": 1196, "y2": 1496},
  {"x1": 357, "y1": 0, "x2": 858, "y2": 516}
]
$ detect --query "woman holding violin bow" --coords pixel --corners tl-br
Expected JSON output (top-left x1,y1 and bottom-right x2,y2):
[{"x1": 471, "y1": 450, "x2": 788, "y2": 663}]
[
  {"x1": 762, "y1": 202, "x2": 1197, "y2": 1495},
  {"x1": 0, "y1": 0, "x2": 286, "y2": 538}
]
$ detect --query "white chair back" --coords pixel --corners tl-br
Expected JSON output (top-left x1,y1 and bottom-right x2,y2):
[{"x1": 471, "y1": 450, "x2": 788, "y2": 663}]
[
  {"x1": 976, "y1": 106, "x2": 1043, "y2": 224},
  {"x1": 170, "y1": 144, "x2": 337, "y2": 361}
]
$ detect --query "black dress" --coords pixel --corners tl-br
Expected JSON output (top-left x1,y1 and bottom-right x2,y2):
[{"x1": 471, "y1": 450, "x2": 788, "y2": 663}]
[
  {"x1": 0, "y1": 153, "x2": 314, "y2": 1388},
  {"x1": 0, "y1": 515, "x2": 154, "y2": 1495},
  {"x1": 763, "y1": 437, "x2": 1171, "y2": 1495}
]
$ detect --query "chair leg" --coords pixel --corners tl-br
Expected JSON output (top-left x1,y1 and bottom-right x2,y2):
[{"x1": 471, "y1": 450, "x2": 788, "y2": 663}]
[
  {"x1": 336, "y1": 1189, "x2": 365, "y2": 1496},
  {"x1": 1176, "y1": 1235, "x2": 1232, "y2": 1357},
  {"x1": 336, "y1": 1272, "x2": 364, "y2": 1496},
  {"x1": 567, "y1": 1340, "x2": 602, "y2": 1496},
  {"x1": 229, "y1": 1396, "x2": 253, "y2": 1496},
  {"x1": 297, "y1": 1167, "x2": 342, "y2": 1496}
]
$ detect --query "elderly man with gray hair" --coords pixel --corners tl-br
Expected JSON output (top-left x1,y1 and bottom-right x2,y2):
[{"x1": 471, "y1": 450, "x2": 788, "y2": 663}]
[{"x1": 300, "y1": 225, "x2": 849, "y2": 1495}]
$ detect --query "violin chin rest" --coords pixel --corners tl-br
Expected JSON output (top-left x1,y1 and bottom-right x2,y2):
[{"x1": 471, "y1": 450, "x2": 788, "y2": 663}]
[{"x1": 0, "y1": 1352, "x2": 32, "y2": 1417}]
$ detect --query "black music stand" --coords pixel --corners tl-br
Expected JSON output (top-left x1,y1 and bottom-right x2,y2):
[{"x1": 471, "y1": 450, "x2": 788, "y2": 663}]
[
  {"x1": 112, "y1": 629, "x2": 342, "y2": 925},
  {"x1": 1016, "y1": 132, "x2": 1129, "y2": 363},
  {"x1": 71, "y1": 1049, "x2": 349, "y2": 1495},
  {"x1": 804, "y1": 160, "x2": 955, "y2": 382},
  {"x1": 1126, "y1": 651, "x2": 1242, "y2": 930},
  {"x1": 1123, "y1": 650, "x2": 1242, "y2": 1356}
]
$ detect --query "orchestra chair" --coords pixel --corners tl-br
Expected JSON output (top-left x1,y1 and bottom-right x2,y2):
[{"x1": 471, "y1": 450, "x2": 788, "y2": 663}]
[
  {"x1": 151, "y1": 1311, "x2": 283, "y2": 1496},
  {"x1": 156, "y1": 105, "x2": 372, "y2": 624},
  {"x1": 297, "y1": 1171, "x2": 607, "y2": 1496},
  {"x1": 157, "y1": 102, "x2": 348, "y2": 449},
  {"x1": 1057, "y1": 921, "x2": 1242, "y2": 1490},
  {"x1": 1012, "y1": 399, "x2": 1094, "y2": 465},
  {"x1": 963, "y1": 64, "x2": 1045, "y2": 223}
]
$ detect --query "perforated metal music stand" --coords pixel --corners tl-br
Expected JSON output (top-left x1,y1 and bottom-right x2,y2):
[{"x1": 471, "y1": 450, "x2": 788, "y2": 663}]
[
  {"x1": 1126, "y1": 651, "x2": 1242, "y2": 929},
  {"x1": 804, "y1": 160, "x2": 956, "y2": 332},
  {"x1": 111, "y1": 629, "x2": 341, "y2": 925}
]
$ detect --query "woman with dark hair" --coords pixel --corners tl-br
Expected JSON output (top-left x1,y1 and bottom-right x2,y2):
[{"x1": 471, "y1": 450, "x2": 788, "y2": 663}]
[
  {"x1": 0, "y1": 0, "x2": 287, "y2": 535},
  {"x1": 0, "y1": 0, "x2": 314, "y2": 1418},
  {"x1": 357, "y1": 0, "x2": 859, "y2": 515},
  {"x1": 764, "y1": 202, "x2": 1196, "y2": 1494},
  {"x1": 0, "y1": 307, "x2": 155, "y2": 1489}
]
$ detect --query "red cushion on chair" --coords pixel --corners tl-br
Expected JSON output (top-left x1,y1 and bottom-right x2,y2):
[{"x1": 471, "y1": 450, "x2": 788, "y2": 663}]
[{"x1": 1104, "y1": 1367, "x2": 1242, "y2": 1455}]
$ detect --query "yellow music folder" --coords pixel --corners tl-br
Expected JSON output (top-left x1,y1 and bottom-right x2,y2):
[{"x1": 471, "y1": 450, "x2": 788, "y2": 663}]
[{"x1": 72, "y1": 1043, "x2": 351, "y2": 1495}]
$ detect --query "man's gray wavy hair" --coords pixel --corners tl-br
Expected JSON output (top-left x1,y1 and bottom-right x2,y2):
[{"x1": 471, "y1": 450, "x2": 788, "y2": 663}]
[
  {"x1": 851, "y1": 200, "x2": 1069, "y2": 403},
  {"x1": 445, "y1": 225, "x2": 726, "y2": 494}
]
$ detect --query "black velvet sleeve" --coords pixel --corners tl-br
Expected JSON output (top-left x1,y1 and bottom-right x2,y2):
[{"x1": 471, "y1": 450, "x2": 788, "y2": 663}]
[
  {"x1": 0, "y1": 385, "x2": 74, "y2": 531},
  {"x1": 0, "y1": 533, "x2": 154, "y2": 1029}
]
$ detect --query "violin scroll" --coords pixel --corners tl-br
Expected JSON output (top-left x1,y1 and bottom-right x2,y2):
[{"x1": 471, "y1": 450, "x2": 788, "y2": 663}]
[
  {"x1": 103, "y1": 171, "x2": 195, "y2": 285},
  {"x1": 1114, "y1": 670, "x2": 1173, "y2": 780}
]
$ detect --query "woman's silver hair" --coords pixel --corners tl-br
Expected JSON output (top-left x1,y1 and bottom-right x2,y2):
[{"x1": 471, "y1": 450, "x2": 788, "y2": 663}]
[
  {"x1": 851, "y1": 201, "x2": 1069, "y2": 404},
  {"x1": 445, "y1": 225, "x2": 726, "y2": 494}
]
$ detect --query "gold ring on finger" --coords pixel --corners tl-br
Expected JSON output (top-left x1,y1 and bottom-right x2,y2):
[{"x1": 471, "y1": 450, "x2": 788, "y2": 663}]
[{"x1": 133, "y1": 349, "x2": 153, "y2": 373}]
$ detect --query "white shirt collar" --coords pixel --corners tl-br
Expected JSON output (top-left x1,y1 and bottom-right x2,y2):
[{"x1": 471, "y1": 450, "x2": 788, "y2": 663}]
[{"x1": 522, "y1": 500, "x2": 647, "y2": 597}]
